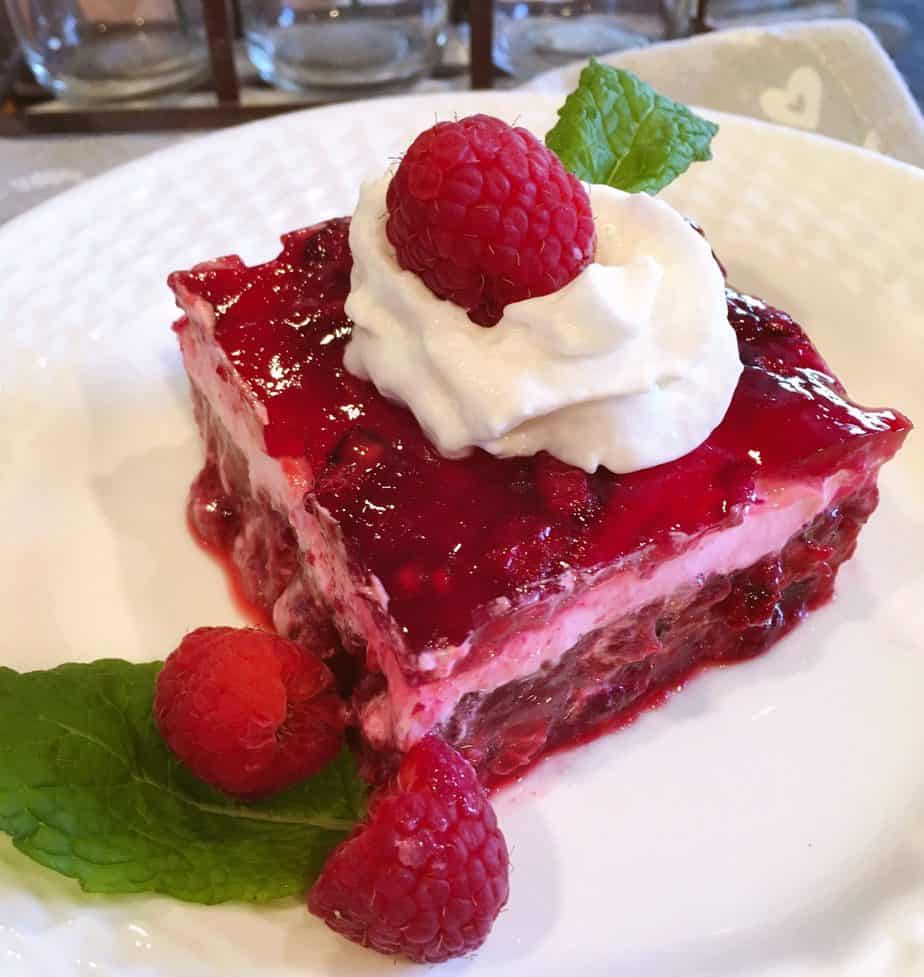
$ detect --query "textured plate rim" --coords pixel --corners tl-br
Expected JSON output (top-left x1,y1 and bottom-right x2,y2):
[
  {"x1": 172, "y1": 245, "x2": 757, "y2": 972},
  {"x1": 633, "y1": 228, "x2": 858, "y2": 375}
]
[
  {"x1": 2, "y1": 91, "x2": 922, "y2": 250},
  {"x1": 0, "y1": 89, "x2": 922, "y2": 977}
]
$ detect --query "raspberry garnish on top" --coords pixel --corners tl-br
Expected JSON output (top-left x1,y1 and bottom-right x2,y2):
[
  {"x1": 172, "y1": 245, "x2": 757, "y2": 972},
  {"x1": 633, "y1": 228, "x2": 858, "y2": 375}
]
[{"x1": 385, "y1": 114, "x2": 596, "y2": 326}]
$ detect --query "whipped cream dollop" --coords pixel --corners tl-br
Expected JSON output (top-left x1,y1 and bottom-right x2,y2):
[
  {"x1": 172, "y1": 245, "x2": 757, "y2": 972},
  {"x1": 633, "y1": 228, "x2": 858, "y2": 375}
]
[{"x1": 343, "y1": 176, "x2": 742, "y2": 474}]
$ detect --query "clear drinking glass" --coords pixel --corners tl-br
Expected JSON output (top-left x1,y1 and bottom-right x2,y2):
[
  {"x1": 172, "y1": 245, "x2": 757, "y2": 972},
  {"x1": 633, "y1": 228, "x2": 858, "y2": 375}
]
[
  {"x1": 494, "y1": 0, "x2": 693, "y2": 80},
  {"x1": 4, "y1": 0, "x2": 209, "y2": 101},
  {"x1": 241, "y1": 0, "x2": 448, "y2": 96},
  {"x1": 703, "y1": 0, "x2": 856, "y2": 25}
]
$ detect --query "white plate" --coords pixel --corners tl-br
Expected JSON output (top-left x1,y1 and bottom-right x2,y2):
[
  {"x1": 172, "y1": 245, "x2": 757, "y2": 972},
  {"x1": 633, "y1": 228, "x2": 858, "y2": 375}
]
[{"x1": 1, "y1": 92, "x2": 922, "y2": 977}]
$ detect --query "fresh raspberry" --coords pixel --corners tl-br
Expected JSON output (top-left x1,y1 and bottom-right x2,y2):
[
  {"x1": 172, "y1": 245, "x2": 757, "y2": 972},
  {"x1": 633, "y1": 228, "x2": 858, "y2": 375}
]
[
  {"x1": 154, "y1": 627, "x2": 344, "y2": 799},
  {"x1": 308, "y1": 735, "x2": 509, "y2": 963},
  {"x1": 386, "y1": 114, "x2": 596, "y2": 326}
]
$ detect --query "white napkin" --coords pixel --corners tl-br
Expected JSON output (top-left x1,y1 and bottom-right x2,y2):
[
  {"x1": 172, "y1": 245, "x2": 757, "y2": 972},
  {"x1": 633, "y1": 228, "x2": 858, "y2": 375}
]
[{"x1": 521, "y1": 19, "x2": 924, "y2": 168}]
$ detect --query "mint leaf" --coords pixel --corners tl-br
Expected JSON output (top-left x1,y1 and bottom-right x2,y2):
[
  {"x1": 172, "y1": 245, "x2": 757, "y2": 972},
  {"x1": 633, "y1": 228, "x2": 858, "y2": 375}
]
[
  {"x1": 546, "y1": 59, "x2": 718, "y2": 195},
  {"x1": 0, "y1": 660, "x2": 366, "y2": 904}
]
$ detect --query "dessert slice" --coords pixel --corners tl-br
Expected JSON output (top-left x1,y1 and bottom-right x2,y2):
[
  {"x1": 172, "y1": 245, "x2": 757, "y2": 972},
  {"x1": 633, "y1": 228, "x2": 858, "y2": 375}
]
[{"x1": 170, "y1": 216, "x2": 910, "y2": 785}]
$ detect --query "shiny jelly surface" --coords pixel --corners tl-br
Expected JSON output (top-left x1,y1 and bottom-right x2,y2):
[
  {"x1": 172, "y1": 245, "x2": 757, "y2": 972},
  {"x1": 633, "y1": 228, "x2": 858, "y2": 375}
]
[{"x1": 170, "y1": 219, "x2": 911, "y2": 651}]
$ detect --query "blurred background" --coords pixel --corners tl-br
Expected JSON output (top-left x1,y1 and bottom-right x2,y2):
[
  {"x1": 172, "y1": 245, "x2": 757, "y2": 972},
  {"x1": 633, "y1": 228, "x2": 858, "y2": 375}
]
[
  {"x1": 1, "y1": 0, "x2": 920, "y2": 111},
  {"x1": 1, "y1": 0, "x2": 921, "y2": 224},
  {"x1": 854, "y1": 1, "x2": 922, "y2": 103}
]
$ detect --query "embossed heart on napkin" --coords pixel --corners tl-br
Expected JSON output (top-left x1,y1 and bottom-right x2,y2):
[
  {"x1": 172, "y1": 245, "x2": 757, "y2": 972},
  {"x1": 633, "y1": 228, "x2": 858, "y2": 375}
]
[{"x1": 759, "y1": 66, "x2": 823, "y2": 130}]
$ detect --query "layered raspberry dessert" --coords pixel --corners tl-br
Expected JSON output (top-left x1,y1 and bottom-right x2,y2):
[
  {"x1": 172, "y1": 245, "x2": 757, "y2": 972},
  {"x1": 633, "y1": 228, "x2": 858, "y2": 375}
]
[{"x1": 169, "y1": 112, "x2": 910, "y2": 786}]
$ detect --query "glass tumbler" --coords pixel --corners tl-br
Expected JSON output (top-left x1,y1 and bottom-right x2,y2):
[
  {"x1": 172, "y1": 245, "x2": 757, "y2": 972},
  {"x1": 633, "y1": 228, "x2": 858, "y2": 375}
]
[
  {"x1": 5, "y1": 0, "x2": 209, "y2": 101},
  {"x1": 241, "y1": 0, "x2": 448, "y2": 96},
  {"x1": 494, "y1": 0, "x2": 693, "y2": 80}
]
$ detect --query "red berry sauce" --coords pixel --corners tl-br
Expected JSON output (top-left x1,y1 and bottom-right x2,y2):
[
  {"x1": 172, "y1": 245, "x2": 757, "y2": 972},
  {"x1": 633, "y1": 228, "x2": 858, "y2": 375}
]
[{"x1": 169, "y1": 219, "x2": 911, "y2": 652}]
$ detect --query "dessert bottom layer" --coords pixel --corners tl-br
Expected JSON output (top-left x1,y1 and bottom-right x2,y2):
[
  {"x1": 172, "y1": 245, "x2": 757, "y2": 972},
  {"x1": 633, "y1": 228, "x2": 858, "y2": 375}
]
[
  {"x1": 188, "y1": 390, "x2": 879, "y2": 786},
  {"x1": 433, "y1": 487, "x2": 875, "y2": 785}
]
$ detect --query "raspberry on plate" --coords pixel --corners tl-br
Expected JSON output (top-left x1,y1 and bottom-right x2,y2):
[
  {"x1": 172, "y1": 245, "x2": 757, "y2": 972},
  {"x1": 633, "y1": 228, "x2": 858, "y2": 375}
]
[
  {"x1": 154, "y1": 627, "x2": 345, "y2": 799},
  {"x1": 308, "y1": 735, "x2": 509, "y2": 963},
  {"x1": 385, "y1": 114, "x2": 596, "y2": 326}
]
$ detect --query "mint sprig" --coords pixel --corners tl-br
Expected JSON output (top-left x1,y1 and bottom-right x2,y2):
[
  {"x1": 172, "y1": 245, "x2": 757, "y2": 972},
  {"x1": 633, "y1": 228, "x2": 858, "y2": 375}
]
[
  {"x1": 0, "y1": 660, "x2": 366, "y2": 904},
  {"x1": 546, "y1": 59, "x2": 719, "y2": 195}
]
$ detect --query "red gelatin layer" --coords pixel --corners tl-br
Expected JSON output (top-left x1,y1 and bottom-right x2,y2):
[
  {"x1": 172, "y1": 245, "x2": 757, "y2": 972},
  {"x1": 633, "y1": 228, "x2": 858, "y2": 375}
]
[{"x1": 170, "y1": 220, "x2": 910, "y2": 654}]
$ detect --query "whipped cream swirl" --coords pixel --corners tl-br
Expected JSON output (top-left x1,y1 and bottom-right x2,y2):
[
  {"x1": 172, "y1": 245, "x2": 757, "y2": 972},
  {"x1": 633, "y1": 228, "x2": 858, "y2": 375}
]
[{"x1": 344, "y1": 176, "x2": 741, "y2": 474}]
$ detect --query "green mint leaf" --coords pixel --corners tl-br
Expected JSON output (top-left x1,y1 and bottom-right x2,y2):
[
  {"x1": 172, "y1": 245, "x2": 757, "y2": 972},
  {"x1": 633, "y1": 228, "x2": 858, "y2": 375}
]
[
  {"x1": 0, "y1": 660, "x2": 366, "y2": 904},
  {"x1": 546, "y1": 59, "x2": 719, "y2": 195}
]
